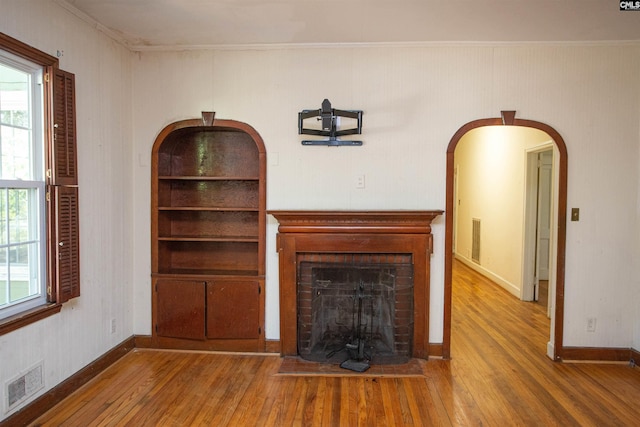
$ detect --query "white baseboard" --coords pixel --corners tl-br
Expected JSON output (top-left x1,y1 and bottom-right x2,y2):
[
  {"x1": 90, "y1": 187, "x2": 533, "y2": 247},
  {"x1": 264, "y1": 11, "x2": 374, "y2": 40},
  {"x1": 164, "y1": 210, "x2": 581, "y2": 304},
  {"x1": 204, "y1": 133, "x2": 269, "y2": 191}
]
[{"x1": 454, "y1": 253, "x2": 520, "y2": 298}]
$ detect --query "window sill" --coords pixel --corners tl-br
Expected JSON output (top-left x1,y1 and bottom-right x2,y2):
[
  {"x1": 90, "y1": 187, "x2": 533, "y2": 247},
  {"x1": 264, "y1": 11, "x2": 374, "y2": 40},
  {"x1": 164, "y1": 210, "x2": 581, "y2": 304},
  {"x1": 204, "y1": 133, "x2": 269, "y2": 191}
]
[{"x1": 0, "y1": 303, "x2": 62, "y2": 336}]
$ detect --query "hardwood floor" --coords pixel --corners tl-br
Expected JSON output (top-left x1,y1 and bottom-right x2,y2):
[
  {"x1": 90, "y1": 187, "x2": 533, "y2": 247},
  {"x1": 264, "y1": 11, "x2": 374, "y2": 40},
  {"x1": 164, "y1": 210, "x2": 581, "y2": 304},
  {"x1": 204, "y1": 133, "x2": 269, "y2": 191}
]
[
  {"x1": 29, "y1": 260, "x2": 640, "y2": 426},
  {"x1": 537, "y1": 279, "x2": 549, "y2": 309}
]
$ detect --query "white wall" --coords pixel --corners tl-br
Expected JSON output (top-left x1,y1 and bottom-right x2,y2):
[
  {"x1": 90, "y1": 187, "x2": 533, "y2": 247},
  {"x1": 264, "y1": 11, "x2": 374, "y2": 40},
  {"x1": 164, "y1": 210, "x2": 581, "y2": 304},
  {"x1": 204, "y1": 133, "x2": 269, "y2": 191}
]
[
  {"x1": 454, "y1": 126, "x2": 552, "y2": 296},
  {"x1": 132, "y1": 44, "x2": 640, "y2": 351},
  {"x1": 0, "y1": 1, "x2": 134, "y2": 419}
]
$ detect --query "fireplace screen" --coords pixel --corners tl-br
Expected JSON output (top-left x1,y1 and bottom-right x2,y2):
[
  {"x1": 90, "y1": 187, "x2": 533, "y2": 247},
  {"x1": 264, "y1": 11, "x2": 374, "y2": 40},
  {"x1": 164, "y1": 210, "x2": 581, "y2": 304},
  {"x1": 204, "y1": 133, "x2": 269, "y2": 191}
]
[{"x1": 297, "y1": 260, "x2": 414, "y2": 365}]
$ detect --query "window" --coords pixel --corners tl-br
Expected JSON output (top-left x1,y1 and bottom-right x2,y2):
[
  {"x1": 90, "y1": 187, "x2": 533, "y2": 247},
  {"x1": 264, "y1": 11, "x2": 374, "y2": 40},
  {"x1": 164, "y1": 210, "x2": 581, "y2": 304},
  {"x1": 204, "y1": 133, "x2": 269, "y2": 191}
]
[
  {"x1": 0, "y1": 51, "x2": 47, "y2": 318},
  {"x1": 0, "y1": 32, "x2": 79, "y2": 330}
]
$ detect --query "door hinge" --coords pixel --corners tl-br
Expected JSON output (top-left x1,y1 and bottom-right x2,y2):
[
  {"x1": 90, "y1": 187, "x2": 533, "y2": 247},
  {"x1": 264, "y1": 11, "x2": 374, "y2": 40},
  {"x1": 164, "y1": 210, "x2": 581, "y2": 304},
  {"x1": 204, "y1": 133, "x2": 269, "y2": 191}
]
[
  {"x1": 258, "y1": 326, "x2": 262, "y2": 335},
  {"x1": 44, "y1": 73, "x2": 50, "y2": 83},
  {"x1": 258, "y1": 285, "x2": 261, "y2": 295},
  {"x1": 46, "y1": 191, "x2": 51, "y2": 202}
]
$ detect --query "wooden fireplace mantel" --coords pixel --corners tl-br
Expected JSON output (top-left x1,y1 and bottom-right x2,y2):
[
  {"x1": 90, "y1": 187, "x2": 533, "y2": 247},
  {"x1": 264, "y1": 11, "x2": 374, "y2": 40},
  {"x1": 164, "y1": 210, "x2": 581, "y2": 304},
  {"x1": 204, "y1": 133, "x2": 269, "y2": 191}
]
[
  {"x1": 269, "y1": 210, "x2": 441, "y2": 233},
  {"x1": 269, "y1": 210, "x2": 443, "y2": 360}
]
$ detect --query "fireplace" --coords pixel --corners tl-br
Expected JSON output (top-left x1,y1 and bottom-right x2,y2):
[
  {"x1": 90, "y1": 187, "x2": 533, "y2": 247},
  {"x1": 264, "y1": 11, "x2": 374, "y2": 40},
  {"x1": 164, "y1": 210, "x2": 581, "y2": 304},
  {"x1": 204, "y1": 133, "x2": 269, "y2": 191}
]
[
  {"x1": 269, "y1": 210, "x2": 443, "y2": 361},
  {"x1": 297, "y1": 257, "x2": 414, "y2": 365}
]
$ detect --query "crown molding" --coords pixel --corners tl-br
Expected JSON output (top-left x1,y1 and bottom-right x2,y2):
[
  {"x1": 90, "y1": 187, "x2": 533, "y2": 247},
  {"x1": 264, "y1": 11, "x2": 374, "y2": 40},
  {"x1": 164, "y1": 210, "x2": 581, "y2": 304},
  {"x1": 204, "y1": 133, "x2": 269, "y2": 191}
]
[{"x1": 128, "y1": 39, "x2": 640, "y2": 53}]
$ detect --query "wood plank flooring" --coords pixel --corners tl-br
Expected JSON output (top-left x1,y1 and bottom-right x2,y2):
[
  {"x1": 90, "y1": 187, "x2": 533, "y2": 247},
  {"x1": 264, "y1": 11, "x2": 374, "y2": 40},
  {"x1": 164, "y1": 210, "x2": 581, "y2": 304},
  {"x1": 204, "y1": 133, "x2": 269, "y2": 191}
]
[
  {"x1": 29, "y1": 260, "x2": 640, "y2": 426},
  {"x1": 537, "y1": 279, "x2": 549, "y2": 310}
]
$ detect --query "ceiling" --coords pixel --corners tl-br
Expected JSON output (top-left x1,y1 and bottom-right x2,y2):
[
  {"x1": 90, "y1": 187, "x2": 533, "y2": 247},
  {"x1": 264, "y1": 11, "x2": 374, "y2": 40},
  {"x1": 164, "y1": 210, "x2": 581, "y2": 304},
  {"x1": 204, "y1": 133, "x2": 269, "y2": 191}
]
[{"x1": 56, "y1": 0, "x2": 640, "y2": 50}]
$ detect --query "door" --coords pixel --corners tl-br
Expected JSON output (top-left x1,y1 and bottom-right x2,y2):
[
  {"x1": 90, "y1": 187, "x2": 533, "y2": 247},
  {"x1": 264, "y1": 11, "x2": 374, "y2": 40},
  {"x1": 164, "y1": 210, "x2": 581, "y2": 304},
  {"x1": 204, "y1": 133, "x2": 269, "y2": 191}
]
[
  {"x1": 535, "y1": 150, "x2": 553, "y2": 284},
  {"x1": 523, "y1": 145, "x2": 554, "y2": 303},
  {"x1": 206, "y1": 280, "x2": 261, "y2": 339},
  {"x1": 156, "y1": 279, "x2": 206, "y2": 340}
]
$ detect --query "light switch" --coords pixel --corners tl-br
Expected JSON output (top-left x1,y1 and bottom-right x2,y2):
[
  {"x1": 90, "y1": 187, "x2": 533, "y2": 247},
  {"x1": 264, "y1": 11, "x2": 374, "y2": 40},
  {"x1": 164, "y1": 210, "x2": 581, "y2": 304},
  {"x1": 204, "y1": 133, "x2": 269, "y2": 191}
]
[{"x1": 571, "y1": 208, "x2": 579, "y2": 221}]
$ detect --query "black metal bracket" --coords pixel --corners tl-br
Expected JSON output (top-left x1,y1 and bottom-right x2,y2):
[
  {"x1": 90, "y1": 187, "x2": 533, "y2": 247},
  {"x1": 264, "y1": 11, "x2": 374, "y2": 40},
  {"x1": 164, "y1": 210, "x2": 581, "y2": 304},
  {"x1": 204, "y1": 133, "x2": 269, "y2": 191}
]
[{"x1": 298, "y1": 99, "x2": 363, "y2": 146}]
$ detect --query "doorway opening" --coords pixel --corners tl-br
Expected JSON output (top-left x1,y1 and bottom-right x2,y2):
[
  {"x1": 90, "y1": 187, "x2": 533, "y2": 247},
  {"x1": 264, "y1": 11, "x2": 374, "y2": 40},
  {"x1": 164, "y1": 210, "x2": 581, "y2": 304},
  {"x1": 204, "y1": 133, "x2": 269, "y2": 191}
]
[
  {"x1": 524, "y1": 145, "x2": 554, "y2": 315},
  {"x1": 443, "y1": 112, "x2": 567, "y2": 361}
]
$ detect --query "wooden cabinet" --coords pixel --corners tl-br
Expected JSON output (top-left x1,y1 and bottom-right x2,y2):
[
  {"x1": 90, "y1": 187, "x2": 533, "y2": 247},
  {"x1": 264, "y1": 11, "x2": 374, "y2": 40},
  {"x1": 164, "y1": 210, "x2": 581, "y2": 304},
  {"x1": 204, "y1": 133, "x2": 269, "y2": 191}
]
[{"x1": 151, "y1": 115, "x2": 266, "y2": 352}]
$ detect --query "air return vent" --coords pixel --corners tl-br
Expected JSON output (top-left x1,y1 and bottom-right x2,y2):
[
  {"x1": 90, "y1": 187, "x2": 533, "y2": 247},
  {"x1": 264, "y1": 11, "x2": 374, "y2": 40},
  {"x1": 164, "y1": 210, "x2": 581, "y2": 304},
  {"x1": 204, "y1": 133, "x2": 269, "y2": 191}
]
[
  {"x1": 472, "y1": 218, "x2": 481, "y2": 264},
  {"x1": 6, "y1": 362, "x2": 44, "y2": 412}
]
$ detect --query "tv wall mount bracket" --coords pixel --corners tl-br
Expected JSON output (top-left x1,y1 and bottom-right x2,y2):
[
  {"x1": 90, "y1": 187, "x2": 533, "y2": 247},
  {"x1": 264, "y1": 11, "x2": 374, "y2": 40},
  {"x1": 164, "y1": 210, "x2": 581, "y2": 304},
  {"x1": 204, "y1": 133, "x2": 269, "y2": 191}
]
[{"x1": 298, "y1": 99, "x2": 363, "y2": 146}]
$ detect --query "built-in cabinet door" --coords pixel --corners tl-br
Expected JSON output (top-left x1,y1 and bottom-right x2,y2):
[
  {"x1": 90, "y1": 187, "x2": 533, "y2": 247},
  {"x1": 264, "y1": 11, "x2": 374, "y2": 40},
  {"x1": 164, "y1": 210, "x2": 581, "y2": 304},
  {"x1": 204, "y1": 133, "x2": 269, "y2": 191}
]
[
  {"x1": 206, "y1": 280, "x2": 260, "y2": 339},
  {"x1": 156, "y1": 279, "x2": 206, "y2": 340}
]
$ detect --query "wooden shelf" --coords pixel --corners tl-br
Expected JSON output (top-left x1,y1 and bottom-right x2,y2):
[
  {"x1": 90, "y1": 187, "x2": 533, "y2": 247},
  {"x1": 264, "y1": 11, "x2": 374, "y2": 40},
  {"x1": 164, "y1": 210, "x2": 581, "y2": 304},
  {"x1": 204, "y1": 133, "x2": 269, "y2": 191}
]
[
  {"x1": 158, "y1": 207, "x2": 259, "y2": 211},
  {"x1": 153, "y1": 269, "x2": 261, "y2": 278},
  {"x1": 157, "y1": 180, "x2": 259, "y2": 209},
  {"x1": 159, "y1": 176, "x2": 260, "y2": 181},
  {"x1": 151, "y1": 117, "x2": 266, "y2": 352},
  {"x1": 157, "y1": 236, "x2": 259, "y2": 242}
]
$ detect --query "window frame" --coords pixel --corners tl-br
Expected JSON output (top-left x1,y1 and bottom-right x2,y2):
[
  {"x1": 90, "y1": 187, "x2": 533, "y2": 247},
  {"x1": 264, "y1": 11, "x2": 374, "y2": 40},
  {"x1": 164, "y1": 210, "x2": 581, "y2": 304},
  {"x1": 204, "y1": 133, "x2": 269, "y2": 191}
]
[
  {"x1": 0, "y1": 50, "x2": 48, "y2": 317},
  {"x1": 0, "y1": 32, "x2": 79, "y2": 334}
]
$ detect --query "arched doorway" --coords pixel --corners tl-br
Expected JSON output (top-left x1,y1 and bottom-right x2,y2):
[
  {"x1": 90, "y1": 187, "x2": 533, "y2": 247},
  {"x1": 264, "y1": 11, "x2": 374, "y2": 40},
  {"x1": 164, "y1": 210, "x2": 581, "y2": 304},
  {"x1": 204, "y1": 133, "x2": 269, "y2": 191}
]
[{"x1": 443, "y1": 111, "x2": 567, "y2": 361}]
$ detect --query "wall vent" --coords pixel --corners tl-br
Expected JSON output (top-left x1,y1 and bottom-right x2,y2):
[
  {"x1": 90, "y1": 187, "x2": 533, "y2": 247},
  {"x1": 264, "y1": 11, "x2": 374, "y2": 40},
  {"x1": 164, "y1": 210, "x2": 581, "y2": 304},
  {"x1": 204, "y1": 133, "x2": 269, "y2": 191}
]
[
  {"x1": 472, "y1": 218, "x2": 481, "y2": 264},
  {"x1": 6, "y1": 362, "x2": 44, "y2": 412}
]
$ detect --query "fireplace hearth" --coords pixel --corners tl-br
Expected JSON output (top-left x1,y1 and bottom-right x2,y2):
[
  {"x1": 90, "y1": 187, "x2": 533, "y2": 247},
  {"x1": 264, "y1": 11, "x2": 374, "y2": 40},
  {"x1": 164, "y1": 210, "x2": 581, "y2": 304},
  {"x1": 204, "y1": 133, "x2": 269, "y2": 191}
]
[{"x1": 268, "y1": 210, "x2": 443, "y2": 361}]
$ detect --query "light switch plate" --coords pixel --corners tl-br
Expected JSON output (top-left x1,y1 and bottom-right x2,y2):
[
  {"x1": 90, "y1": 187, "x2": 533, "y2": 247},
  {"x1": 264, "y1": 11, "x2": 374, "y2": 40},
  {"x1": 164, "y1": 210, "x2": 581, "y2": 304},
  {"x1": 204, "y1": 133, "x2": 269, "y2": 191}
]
[{"x1": 571, "y1": 208, "x2": 579, "y2": 221}]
